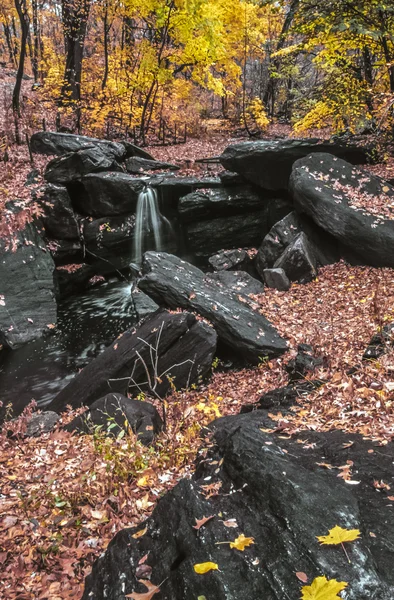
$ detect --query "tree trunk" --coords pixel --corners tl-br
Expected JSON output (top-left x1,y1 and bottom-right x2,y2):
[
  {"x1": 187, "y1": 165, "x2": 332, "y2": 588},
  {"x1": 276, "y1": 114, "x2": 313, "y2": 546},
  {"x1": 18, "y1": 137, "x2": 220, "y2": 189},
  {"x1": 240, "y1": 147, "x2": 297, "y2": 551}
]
[
  {"x1": 61, "y1": 0, "x2": 91, "y2": 105},
  {"x1": 101, "y1": 2, "x2": 110, "y2": 90},
  {"x1": 12, "y1": 0, "x2": 29, "y2": 133},
  {"x1": 31, "y1": 0, "x2": 40, "y2": 82},
  {"x1": 3, "y1": 22, "x2": 17, "y2": 66},
  {"x1": 264, "y1": 0, "x2": 300, "y2": 117}
]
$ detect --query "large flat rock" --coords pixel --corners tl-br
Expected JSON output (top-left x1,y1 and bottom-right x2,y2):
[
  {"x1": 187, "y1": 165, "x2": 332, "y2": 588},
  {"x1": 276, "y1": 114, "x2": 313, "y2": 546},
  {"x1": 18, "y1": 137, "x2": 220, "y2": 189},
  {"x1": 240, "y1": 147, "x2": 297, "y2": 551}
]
[
  {"x1": 220, "y1": 138, "x2": 368, "y2": 191},
  {"x1": 30, "y1": 131, "x2": 126, "y2": 158},
  {"x1": 290, "y1": 153, "x2": 394, "y2": 268},
  {"x1": 0, "y1": 222, "x2": 57, "y2": 348},
  {"x1": 47, "y1": 309, "x2": 216, "y2": 413},
  {"x1": 139, "y1": 252, "x2": 287, "y2": 363},
  {"x1": 82, "y1": 411, "x2": 394, "y2": 600}
]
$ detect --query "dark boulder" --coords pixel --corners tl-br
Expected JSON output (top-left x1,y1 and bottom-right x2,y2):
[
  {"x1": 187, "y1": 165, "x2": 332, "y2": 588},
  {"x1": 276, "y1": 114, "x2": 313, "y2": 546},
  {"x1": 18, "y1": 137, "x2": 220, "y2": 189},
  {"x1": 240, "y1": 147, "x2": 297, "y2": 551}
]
[
  {"x1": 220, "y1": 139, "x2": 369, "y2": 191},
  {"x1": 290, "y1": 153, "x2": 394, "y2": 268},
  {"x1": 25, "y1": 411, "x2": 60, "y2": 437},
  {"x1": 363, "y1": 323, "x2": 394, "y2": 362},
  {"x1": 262, "y1": 267, "x2": 290, "y2": 291},
  {"x1": 121, "y1": 141, "x2": 155, "y2": 160},
  {"x1": 286, "y1": 343, "x2": 323, "y2": 382},
  {"x1": 44, "y1": 145, "x2": 123, "y2": 184},
  {"x1": 184, "y1": 211, "x2": 268, "y2": 260},
  {"x1": 82, "y1": 412, "x2": 394, "y2": 600},
  {"x1": 49, "y1": 239, "x2": 83, "y2": 266},
  {"x1": 83, "y1": 214, "x2": 136, "y2": 272},
  {"x1": 30, "y1": 131, "x2": 126, "y2": 158},
  {"x1": 79, "y1": 172, "x2": 145, "y2": 216},
  {"x1": 125, "y1": 156, "x2": 180, "y2": 174},
  {"x1": 47, "y1": 309, "x2": 217, "y2": 413},
  {"x1": 36, "y1": 184, "x2": 79, "y2": 239},
  {"x1": 256, "y1": 212, "x2": 302, "y2": 275},
  {"x1": 243, "y1": 379, "x2": 322, "y2": 411},
  {"x1": 219, "y1": 170, "x2": 246, "y2": 185},
  {"x1": 0, "y1": 222, "x2": 57, "y2": 348},
  {"x1": 206, "y1": 271, "x2": 264, "y2": 296},
  {"x1": 273, "y1": 232, "x2": 318, "y2": 283},
  {"x1": 178, "y1": 186, "x2": 267, "y2": 223},
  {"x1": 208, "y1": 248, "x2": 254, "y2": 273},
  {"x1": 132, "y1": 289, "x2": 159, "y2": 320},
  {"x1": 139, "y1": 252, "x2": 287, "y2": 363},
  {"x1": 56, "y1": 263, "x2": 97, "y2": 297},
  {"x1": 64, "y1": 393, "x2": 162, "y2": 445}
]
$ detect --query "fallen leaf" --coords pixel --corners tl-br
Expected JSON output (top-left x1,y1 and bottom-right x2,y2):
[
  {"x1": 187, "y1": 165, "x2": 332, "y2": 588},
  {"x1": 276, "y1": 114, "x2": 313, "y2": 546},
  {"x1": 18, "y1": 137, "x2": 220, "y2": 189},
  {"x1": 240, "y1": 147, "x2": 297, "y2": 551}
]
[
  {"x1": 296, "y1": 572, "x2": 308, "y2": 583},
  {"x1": 301, "y1": 576, "x2": 348, "y2": 600},
  {"x1": 221, "y1": 519, "x2": 238, "y2": 528},
  {"x1": 125, "y1": 579, "x2": 160, "y2": 599},
  {"x1": 132, "y1": 526, "x2": 148, "y2": 539},
  {"x1": 229, "y1": 533, "x2": 255, "y2": 551},
  {"x1": 317, "y1": 525, "x2": 361, "y2": 545},
  {"x1": 193, "y1": 515, "x2": 215, "y2": 530},
  {"x1": 194, "y1": 562, "x2": 219, "y2": 574}
]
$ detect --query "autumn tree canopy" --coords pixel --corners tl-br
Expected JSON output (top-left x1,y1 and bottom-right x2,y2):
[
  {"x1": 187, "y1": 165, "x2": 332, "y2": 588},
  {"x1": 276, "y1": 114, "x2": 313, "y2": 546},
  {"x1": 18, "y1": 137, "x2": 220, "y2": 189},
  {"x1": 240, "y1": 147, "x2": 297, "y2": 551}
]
[{"x1": 0, "y1": 0, "x2": 393, "y2": 140}]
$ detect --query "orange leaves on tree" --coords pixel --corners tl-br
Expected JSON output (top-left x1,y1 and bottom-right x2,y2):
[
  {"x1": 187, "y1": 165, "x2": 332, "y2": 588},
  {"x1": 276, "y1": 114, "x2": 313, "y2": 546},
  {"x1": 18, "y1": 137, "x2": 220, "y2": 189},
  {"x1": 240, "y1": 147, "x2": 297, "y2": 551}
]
[
  {"x1": 300, "y1": 576, "x2": 348, "y2": 600},
  {"x1": 317, "y1": 525, "x2": 361, "y2": 545},
  {"x1": 193, "y1": 562, "x2": 219, "y2": 574},
  {"x1": 125, "y1": 579, "x2": 160, "y2": 600}
]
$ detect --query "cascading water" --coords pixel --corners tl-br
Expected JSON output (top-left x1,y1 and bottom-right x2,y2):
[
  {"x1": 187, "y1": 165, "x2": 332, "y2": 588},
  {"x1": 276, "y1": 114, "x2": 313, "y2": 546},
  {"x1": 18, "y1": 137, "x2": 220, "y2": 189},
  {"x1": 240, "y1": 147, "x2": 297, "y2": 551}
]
[{"x1": 133, "y1": 185, "x2": 169, "y2": 264}]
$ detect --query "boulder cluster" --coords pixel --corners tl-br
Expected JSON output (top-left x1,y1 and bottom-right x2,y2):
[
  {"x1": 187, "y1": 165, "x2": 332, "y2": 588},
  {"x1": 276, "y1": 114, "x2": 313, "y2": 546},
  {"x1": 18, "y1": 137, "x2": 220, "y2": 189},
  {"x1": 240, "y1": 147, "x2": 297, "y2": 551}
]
[{"x1": 1, "y1": 131, "x2": 394, "y2": 599}]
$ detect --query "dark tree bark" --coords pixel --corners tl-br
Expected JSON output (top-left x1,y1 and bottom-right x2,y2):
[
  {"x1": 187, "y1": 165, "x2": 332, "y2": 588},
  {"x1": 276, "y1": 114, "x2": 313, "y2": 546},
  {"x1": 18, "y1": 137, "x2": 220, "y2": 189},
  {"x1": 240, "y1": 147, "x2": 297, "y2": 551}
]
[
  {"x1": 12, "y1": 0, "x2": 29, "y2": 132},
  {"x1": 2, "y1": 22, "x2": 17, "y2": 66},
  {"x1": 61, "y1": 0, "x2": 92, "y2": 106},
  {"x1": 31, "y1": 0, "x2": 40, "y2": 82},
  {"x1": 264, "y1": 0, "x2": 301, "y2": 117},
  {"x1": 101, "y1": 0, "x2": 112, "y2": 90}
]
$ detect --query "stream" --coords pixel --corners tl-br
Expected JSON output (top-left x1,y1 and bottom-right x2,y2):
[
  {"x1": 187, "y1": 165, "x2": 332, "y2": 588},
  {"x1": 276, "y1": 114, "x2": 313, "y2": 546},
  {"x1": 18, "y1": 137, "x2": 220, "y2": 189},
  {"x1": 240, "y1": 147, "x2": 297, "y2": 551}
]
[{"x1": 0, "y1": 281, "x2": 137, "y2": 419}]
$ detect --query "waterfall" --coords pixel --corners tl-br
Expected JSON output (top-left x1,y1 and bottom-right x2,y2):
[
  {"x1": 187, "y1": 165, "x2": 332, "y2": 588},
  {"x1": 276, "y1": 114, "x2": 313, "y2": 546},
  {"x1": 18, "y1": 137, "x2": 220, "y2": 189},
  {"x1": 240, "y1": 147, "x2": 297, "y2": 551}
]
[{"x1": 133, "y1": 185, "x2": 165, "y2": 264}]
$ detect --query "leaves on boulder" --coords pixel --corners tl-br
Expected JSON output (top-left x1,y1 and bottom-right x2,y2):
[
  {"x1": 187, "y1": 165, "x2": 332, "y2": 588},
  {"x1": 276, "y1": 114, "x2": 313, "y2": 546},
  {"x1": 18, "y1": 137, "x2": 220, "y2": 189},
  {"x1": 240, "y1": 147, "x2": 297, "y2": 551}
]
[
  {"x1": 300, "y1": 576, "x2": 348, "y2": 600},
  {"x1": 229, "y1": 533, "x2": 255, "y2": 551},
  {"x1": 317, "y1": 525, "x2": 361, "y2": 545},
  {"x1": 193, "y1": 515, "x2": 215, "y2": 530},
  {"x1": 193, "y1": 562, "x2": 219, "y2": 574},
  {"x1": 125, "y1": 579, "x2": 160, "y2": 599}
]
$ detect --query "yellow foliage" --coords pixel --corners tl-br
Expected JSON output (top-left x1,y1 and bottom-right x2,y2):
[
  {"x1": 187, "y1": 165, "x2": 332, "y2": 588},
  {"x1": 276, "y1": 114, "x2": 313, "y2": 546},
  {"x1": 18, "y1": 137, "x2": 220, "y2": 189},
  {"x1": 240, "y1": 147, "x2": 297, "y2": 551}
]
[
  {"x1": 317, "y1": 525, "x2": 361, "y2": 545},
  {"x1": 248, "y1": 97, "x2": 270, "y2": 131},
  {"x1": 300, "y1": 576, "x2": 348, "y2": 600},
  {"x1": 193, "y1": 562, "x2": 219, "y2": 574}
]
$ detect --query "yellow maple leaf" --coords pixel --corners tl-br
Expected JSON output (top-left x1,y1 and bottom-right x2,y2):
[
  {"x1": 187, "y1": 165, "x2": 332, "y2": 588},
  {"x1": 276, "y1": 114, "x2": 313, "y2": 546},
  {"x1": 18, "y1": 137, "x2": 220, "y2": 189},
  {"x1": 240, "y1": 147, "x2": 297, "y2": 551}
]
[
  {"x1": 229, "y1": 533, "x2": 255, "y2": 551},
  {"x1": 317, "y1": 525, "x2": 361, "y2": 545},
  {"x1": 301, "y1": 576, "x2": 348, "y2": 600},
  {"x1": 194, "y1": 562, "x2": 219, "y2": 574}
]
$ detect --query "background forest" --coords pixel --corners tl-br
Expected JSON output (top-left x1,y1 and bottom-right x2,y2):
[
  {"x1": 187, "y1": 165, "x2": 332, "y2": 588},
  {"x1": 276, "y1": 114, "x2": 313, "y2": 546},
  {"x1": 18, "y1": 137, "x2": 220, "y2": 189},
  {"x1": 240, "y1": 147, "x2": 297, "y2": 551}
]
[{"x1": 0, "y1": 0, "x2": 394, "y2": 144}]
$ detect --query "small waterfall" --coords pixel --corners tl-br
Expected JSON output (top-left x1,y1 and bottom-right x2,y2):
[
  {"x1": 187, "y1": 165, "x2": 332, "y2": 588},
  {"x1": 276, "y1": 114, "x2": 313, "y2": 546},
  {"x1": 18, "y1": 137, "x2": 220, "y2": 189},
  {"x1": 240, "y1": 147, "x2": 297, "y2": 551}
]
[{"x1": 133, "y1": 185, "x2": 166, "y2": 264}]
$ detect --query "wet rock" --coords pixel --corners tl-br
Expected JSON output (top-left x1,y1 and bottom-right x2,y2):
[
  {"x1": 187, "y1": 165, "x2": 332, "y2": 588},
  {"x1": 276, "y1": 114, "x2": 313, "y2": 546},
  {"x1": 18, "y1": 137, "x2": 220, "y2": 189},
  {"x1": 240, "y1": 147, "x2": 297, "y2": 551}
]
[
  {"x1": 178, "y1": 186, "x2": 267, "y2": 223},
  {"x1": 132, "y1": 289, "x2": 159, "y2": 320},
  {"x1": 44, "y1": 145, "x2": 123, "y2": 184},
  {"x1": 243, "y1": 379, "x2": 322, "y2": 411},
  {"x1": 262, "y1": 267, "x2": 290, "y2": 291},
  {"x1": 273, "y1": 232, "x2": 318, "y2": 283},
  {"x1": 219, "y1": 170, "x2": 246, "y2": 185},
  {"x1": 25, "y1": 411, "x2": 60, "y2": 437},
  {"x1": 184, "y1": 211, "x2": 269, "y2": 260},
  {"x1": 256, "y1": 212, "x2": 302, "y2": 275},
  {"x1": 290, "y1": 153, "x2": 394, "y2": 268},
  {"x1": 64, "y1": 393, "x2": 163, "y2": 445},
  {"x1": 125, "y1": 157, "x2": 180, "y2": 174},
  {"x1": 25, "y1": 168, "x2": 40, "y2": 186},
  {"x1": 47, "y1": 309, "x2": 217, "y2": 412},
  {"x1": 286, "y1": 343, "x2": 323, "y2": 382},
  {"x1": 220, "y1": 139, "x2": 369, "y2": 191},
  {"x1": 36, "y1": 184, "x2": 79, "y2": 240},
  {"x1": 30, "y1": 131, "x2": 126, "y2": 158},
  {"x1": 363, "y1": 323, "x2": 394, "y2": 362},
  {"x1": 56, "y1": 263, "x2": 97, "y2": 297},
  {"x1": 206, "y1": 271, "x2": 264, "y2": 296},
  {"x1": 82, "y1": 412, "x2": 394, "y2": 600},
  {"x1": 0, "y1": 222, "x2": 57, "y2": 348},
  {"x1": 208, "y1": 249, "x2": 253, "y2": 273},
  {"x1": 79, "y1": 172, "x2": 145, "y2": 216},
  {"x1": 49, "y1": 239, "x2": 83, "y2": 266},
  {"x1": 139, "y1": 252, "x2": 287, "y2": 363},
  {"x1": 83, "y1": 214, "x2": 136, "y2": 272}
]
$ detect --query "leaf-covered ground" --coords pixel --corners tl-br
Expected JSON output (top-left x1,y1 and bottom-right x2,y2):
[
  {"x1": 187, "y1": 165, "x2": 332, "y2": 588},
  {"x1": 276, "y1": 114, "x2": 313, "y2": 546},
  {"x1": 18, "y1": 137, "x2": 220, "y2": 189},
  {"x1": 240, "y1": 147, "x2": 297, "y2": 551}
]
[{"x1": 1, "y1": 262, "x2": 394, "y2": 599}]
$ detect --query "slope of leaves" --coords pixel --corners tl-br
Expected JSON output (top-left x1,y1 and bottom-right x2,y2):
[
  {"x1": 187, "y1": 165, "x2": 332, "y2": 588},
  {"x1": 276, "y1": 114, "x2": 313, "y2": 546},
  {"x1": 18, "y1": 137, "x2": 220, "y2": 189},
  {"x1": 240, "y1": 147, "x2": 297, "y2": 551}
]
[{"x1": 1, "y1": 262, "x2": 394, "y2": 598}]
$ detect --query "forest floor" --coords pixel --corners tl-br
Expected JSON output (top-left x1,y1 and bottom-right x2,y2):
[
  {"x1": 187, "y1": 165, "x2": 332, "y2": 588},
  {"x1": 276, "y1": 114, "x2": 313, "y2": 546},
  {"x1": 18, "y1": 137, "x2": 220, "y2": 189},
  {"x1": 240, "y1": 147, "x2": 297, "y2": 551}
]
[{"x1": 1, "y1": 66, "x2": 394, "y2": 598}]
